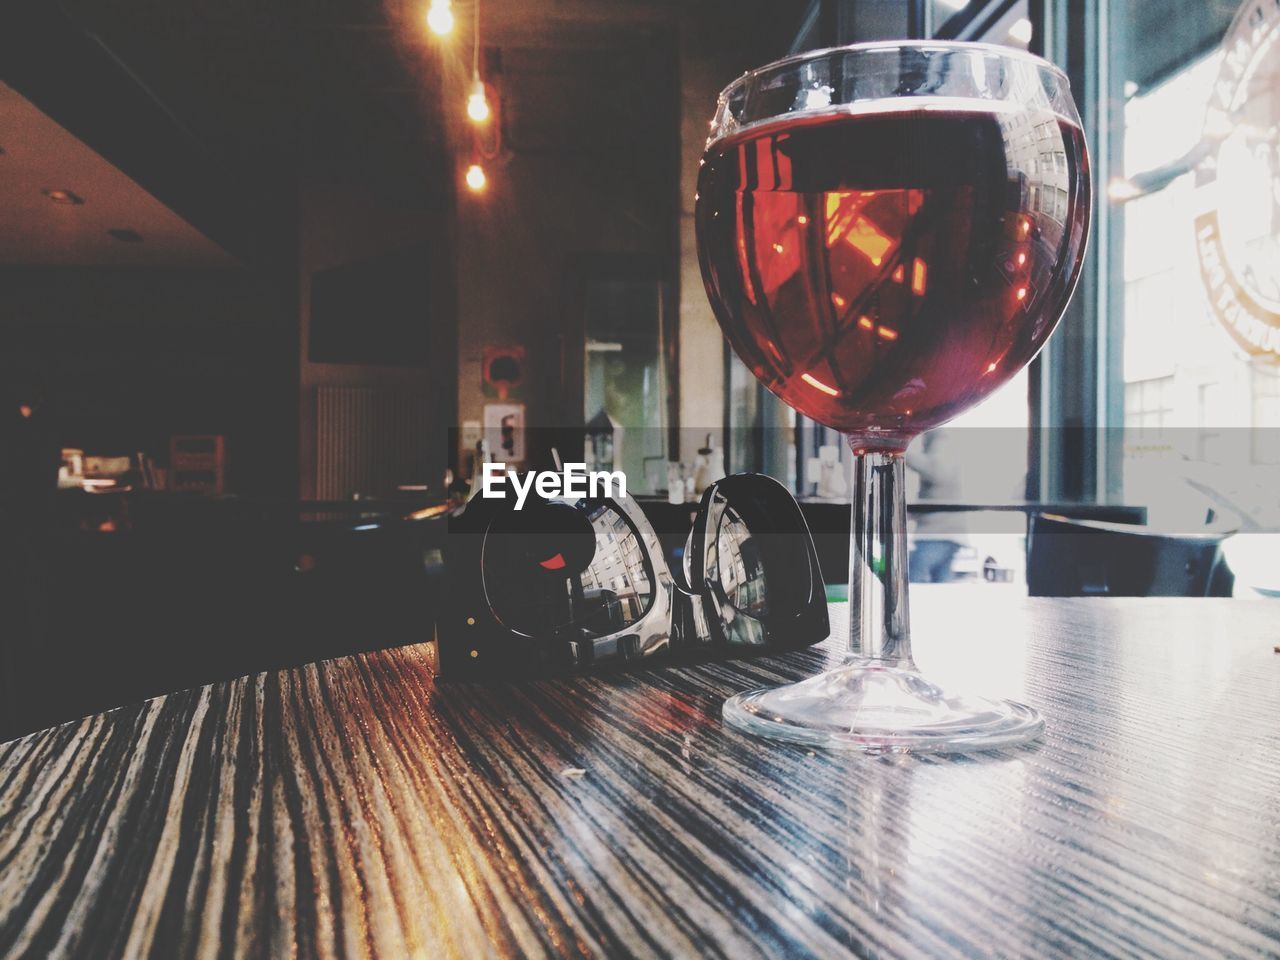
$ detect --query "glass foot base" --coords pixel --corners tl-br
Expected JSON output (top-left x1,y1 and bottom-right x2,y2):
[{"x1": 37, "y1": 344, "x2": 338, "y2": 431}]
[{"x1": 723, "y1": 661, "x2": 1044, "y2": 753}]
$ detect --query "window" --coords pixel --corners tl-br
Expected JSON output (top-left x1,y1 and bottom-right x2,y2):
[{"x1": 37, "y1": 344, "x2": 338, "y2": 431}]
[
  {"x1": 1197, "y1": 382, "x2": 1224, "y2": 463},
  {"x1": 581, "y1": 264, "x2": 672, "y2": 494},
  {"x1": 769, "y1": 0, "x2": 1280, "y2": 539},
  {"x1": 1123, "y1": 376, "x2": 1174, "y2": 433},
  {"x1": 1103, "y1": 0, "x2": 1280, "y2": 530},
  {"x1": 1252, "y1": 361, "x2": 1280, "y2": 464}
]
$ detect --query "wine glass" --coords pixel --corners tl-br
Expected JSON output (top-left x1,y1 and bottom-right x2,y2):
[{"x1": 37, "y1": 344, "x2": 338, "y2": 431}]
[{"x1": 695, "y1": 41, "x2": 1090, "y2": 751}]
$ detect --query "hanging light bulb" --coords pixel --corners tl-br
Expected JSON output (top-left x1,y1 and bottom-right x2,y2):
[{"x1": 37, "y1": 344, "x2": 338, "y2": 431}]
[
  {"x1": 465, "y1": 163, "x2": 487, "y2": 192},
  {"x1": 426, "y1": 0, "x2": 453, "y2": 36},
  {"x1": 466, "y1": 76, "x2": 490, "y2": 123}
]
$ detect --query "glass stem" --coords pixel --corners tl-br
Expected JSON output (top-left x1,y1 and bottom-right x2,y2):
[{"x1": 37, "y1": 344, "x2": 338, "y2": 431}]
[{"x1": 848, "y1": 450, "x2": 914, "y2": 667}]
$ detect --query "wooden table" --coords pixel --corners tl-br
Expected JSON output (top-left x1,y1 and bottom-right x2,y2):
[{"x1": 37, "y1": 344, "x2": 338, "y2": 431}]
[{"x1": 2, "y1": 591, "x2": 1278, "y2": 959}]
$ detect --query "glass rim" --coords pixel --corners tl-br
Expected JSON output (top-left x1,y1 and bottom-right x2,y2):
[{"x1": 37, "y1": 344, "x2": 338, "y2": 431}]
[
  {"x1": 706, "y1": 40, "x2": 1075, "y2": 148},
  {"x1": 716, "y1": 39, "x2": 1070, "y2": 104}
]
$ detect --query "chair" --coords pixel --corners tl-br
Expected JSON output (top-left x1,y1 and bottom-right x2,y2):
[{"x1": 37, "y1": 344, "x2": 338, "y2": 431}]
[{"x1": 1027, "y1": 513, "x2": 1234, "y2": 597}]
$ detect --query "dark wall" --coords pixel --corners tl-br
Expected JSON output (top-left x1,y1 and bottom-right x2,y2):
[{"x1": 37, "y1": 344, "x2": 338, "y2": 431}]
[
  {"x1": 297, "y1": 177, "x2": 457, "y2": 498},
  {"x1": 0, "y1": 265, "x2": 297, "y2": 496},
  {"x1": 455, "y1": 30, "x2": 681, "y2": 465}
]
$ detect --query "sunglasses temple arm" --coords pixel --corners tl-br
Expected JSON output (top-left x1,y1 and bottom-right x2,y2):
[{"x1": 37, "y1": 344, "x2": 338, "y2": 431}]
[{"x1": 848, "y1": 451, "x2": 914, "y2": 666}]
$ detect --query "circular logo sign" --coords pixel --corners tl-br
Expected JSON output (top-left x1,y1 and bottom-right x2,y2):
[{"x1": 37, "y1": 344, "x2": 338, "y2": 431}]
[{"x1": 1195, "y1": 0, "x2": 1280, "y2": 357}]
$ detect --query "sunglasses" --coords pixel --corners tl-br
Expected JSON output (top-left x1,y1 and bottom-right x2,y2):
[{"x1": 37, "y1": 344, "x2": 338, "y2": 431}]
[{"x1": 438, "y1": 473, "x2": 829, "y2": 678}]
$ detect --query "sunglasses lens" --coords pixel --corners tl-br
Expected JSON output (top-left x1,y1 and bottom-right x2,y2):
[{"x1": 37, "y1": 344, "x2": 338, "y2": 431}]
[
  {"x1": 483, "y1": 500, "x2": 655, "y2": 639},
  {"x1": 712, "y1": 505, "x2": 770, "y2": 618},
  {"x1": 704, "y1": 478, "x2": 820, "y2": 637}
]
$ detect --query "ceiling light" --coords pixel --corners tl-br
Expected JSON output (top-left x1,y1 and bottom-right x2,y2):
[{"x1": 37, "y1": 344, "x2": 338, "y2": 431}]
[
  {"x1": 426, "y1": 0, "x2": 453, "y2": 36},
  {"x1": 43, "y1": 188, "x2": 84, "y2": 205},
  {"x1": 465, "y1": 163, "x2": 486, "y2": 192},
  {"x1": 467, "y1": 77, "x2": 490, "y2": 123}
]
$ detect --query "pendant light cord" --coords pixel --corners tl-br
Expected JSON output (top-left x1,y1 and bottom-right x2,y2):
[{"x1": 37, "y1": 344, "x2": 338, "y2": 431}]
[{"x1": 472, "y1": 0, "x2": 481, "y2": 82}]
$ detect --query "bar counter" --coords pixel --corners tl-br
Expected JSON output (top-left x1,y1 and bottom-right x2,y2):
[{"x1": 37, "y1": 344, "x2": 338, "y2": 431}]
[{"x1": 2, "y1": 590, "x2": 1278, "y2": 958}]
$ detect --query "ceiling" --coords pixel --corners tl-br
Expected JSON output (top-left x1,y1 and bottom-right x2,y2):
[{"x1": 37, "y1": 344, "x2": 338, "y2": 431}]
[
  {"x1": 39, "y1": 0, "x2": 797, "y2": 182},
  {"x1": 0, "y1": 0, "x2": 801, "y2": 265},
  {"x1": 52, "y1": 0, "x2": 451, "y2": 195},
  {"x1": 0, "y1": 81, "x2": 233, "y2": 265}
]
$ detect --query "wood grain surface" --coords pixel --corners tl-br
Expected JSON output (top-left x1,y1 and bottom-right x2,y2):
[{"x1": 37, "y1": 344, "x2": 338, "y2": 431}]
[{"x1": 2, "y1": 592, "x2": 1279, "y2": 959}]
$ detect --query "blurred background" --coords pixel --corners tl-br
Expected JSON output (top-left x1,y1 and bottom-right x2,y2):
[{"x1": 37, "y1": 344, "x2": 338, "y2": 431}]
[{"x1": 2, "y1": 0, "x2": 1277, "y2": 735}]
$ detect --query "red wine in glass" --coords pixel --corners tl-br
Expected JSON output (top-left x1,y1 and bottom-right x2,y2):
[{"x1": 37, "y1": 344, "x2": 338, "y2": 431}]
[{"x1": 696, "y1": 105, "x2": 1090, "y2": 451}]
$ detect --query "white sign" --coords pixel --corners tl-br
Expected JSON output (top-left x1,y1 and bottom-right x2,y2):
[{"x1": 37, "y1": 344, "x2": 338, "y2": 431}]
[{"x1": 1195, "y1": 0, "x2": 1280, "y2": 357}]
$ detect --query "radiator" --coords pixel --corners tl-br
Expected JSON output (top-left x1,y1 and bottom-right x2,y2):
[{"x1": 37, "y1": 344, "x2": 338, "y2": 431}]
[{"x1": 315, "y1": 387, "x2": 428, "y2": 500}]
